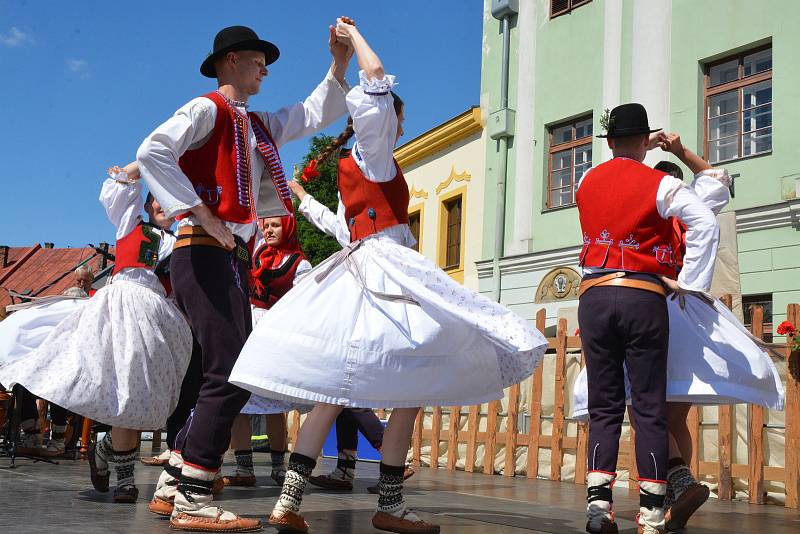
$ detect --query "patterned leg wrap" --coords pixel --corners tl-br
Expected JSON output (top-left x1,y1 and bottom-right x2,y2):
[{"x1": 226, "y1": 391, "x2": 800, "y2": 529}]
[
  {"x1": 377, "y1": 463, "x2": 406, "y2": 516},
  {"x1": 95, "y1": 433, "x2": 114, "y2": 475},
  {"x1": 586, "y1": 471, "x2": 615, "y2": 528},
  {"x1": 274, "y1": 452, "x2": 316, "y2": 515},
  {"x1": 333, "y1": 451, "x2": 357, "y2": 481},
  {"x1": 666, "y1": 463, "x2": 696, "y2": 501},
  {"x1": 270, "y1": 449, "x2": 287, "y2": 470},
  {"x1": 234, "y1": 449, "x2": 255, "y2": 477},
  {"x1": 114, "y1": 447, "x2": 137, "y2": 489}
]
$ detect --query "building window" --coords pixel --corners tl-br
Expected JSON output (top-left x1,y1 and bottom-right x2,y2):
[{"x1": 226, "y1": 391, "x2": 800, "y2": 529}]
[
  {"x1": 547, "y1": 115, "x2": 593, "y2": 209},
  {"x1": 705, "y1": 46, "x2": 772, "y2": 164},
  {"x1": 550, "y1": 0, "x2": 591, "y2": 18},
  {"x1": 442, "y1": 195, "x2": 462, "y2": 270},
  {"x1": 408, "y1": 210, "x2": 421, "y2": 252},
  {"x1": 743, "y1": 293, "x2": 773, "y2": 343}
]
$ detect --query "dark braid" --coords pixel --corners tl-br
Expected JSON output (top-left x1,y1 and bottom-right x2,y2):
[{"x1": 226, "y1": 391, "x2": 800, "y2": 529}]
[
  {"x1": 316, "y1": 117, "x2": 355, "y2": 164},
  {"x1": 315, "y1": 91, "x2": 404, "y2": 164}
]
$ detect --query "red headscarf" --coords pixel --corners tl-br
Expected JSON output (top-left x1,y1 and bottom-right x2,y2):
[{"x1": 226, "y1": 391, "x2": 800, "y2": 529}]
[{"x1": 253, "y1": 215, "x2": 303, "y2": 272}]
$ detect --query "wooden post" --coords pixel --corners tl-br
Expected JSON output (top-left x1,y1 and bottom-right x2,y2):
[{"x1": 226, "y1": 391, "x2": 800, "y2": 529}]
[
  {"x1": 527, "y1": 308, "x2": 546, "y2": 479},
  {"x1": 687, "y1": 406, "x2": 701, "y2": 479},
  {"x1": 575, "y1": 353, "x2": 588, "y2": 485},
  {"x1": 288, "y1": 411, "x2": 300, "y2": 450},
  {"x1": 412, "y1": 408, "x2": 423, "y2": 468},
  {"x1": 80, "y1": 417, "x2": 93, "y2": 457},
  {"x1": 430, "y1": 407, "x2": 442, "y2": 470},
  {"x1": 784, "y1": 304, "x2": 800, "y2": 508},
  {"x1": 747, "y1": 305, "x2": 765, "y2": 504},
  {"x1": 465, "y1": 405, "x2": 479, "y2": 473},
  {"x1": 447, "y1": 406, "x2": 460, "y2": 471},
  {"x1": 483, "y1": 400, "x2": 500, "y2": 475},
  {"x1": 152, "y1": 430, "x2": 162, "y2": 451},
  {"x1": 550, "y1": 318, "x2": 567, "y2": 481},
  {"x1": 718, "y1": 295, "x2": 734, "y2": 500},
  {"x1": 504, "y1": 384, "x2": 520, "y2": 477}
]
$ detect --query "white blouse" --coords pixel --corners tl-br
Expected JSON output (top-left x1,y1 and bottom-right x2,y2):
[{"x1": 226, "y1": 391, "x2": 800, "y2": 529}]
[
  {"x1": 137, "y1": 70, "x2": 350, "y2": 242},
  {"x1": 99, "y1": 177, "x2": 176, "y2": 292},
  {"x1": 578, "y1": 161, "x2": 721, "y2": 293}
]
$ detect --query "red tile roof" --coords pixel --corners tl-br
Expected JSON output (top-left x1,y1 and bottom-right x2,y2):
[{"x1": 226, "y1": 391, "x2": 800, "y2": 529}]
[{"x1": 0, "y1": 245, "x2": 114, "y2": 311}]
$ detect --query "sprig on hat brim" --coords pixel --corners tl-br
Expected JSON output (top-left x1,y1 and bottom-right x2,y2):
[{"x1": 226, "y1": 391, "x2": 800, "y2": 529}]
[{"x1": 599, "y1": 108, "x2": 614, "y2": 135}]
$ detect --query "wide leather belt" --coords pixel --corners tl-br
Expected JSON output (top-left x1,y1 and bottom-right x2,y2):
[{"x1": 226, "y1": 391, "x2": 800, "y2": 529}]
[
  {"x1": 174, "y1": 226, "x2": 250, "y2": 264},
  {"x1": 578, "y1": 271, "x2": 666, "y2": 299}
]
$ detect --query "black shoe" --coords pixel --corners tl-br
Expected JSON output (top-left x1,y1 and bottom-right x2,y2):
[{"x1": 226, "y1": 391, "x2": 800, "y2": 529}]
[
  {"x1": 87, "y1": 442, "x2": 110, "y2": 493},
  {"x1": 113, "y1": 485, "x2": 139, "y2": 503}
]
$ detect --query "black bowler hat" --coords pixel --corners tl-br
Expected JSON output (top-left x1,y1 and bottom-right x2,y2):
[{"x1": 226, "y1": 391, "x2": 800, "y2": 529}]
[
  {"x1": 200, "y1": 26, "x2": 280, "y2": 78},
  {"x1": 597, "y1": 103, "x2": 661, "y2": 138}
]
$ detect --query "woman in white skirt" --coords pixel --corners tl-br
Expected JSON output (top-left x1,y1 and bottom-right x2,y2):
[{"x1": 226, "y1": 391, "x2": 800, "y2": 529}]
[
  {"x1": 571, "y1": 135, "x2": 784, "y2": 531},
  {"x1": 0, "y1": 163, "x2": 192, "y2": 503},
  {"x1": 222, "y1": 215, "x2": 311, "y2": 489},
  {"x1": 229, "y1": 18, "x2": 547, "y2": 534}
]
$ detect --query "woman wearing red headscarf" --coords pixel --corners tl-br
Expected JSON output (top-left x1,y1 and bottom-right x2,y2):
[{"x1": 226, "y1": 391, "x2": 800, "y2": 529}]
[{"x1": 220, "y1": 215, "x2": 311, "y2": 490}]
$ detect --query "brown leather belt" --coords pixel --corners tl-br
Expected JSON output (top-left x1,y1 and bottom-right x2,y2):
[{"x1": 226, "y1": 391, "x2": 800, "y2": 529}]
[
  {"x1": 578, "y1": 271, "x2": 666, "y2": 299},
  {"x1": 173, "y1": 226, "x2": 251, "y2": 264}
]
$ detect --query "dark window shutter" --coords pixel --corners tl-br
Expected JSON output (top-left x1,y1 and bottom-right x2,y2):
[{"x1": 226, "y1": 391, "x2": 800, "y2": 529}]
[{"x1": 551, "y1": 0, "x2": 570, "y2": 17}]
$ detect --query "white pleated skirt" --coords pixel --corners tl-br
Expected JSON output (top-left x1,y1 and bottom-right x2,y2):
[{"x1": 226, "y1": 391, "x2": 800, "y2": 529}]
[
  {"x1": 0, "y1": 280, "x2": 192, "y2": 429},
  {"x1": 571, "y1": 294, "x2": 785, "y2": 419},
  {"x1": 230, "y1": 234, "x2": 548, "y2": 409}
]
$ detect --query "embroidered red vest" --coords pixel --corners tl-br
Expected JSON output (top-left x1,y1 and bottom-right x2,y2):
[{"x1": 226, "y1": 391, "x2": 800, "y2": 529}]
[
  {"x1": 250, "y1": 249, "x2": 305, "y2": 309},
  {"x1": 177, "y1": 92, "x2": 292, "y2": 224},
  {"x1": 337, "y1": 151, "x2": 409, "y2": 242},
  {"x1": 112, "y1": 222, "x2": 173, "y2": 292},
  {"x1": 576, "y1": 158, "x2": 677, "y2": 279}
]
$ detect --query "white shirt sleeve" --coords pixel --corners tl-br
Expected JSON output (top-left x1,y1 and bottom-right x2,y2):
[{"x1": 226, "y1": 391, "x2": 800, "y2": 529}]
[
  {"x1": 293, "y1": 259, "x2": 313, "y2": 283},
  {"x1": 348, "y1": 70, "x2": 398, "y2": 183},
  {"x1": 253, "y1": 69, "x2": 350, "y2": 148},
  {"x1": 656, "y1": 175, "x2": 720, "y2": 293},
  {"x1": 689, "y1": 168, "x2": 731, "y2": 215},
  {"x1": 99, "y1": 177, "x2": 144, "y2": 240},
  {"x1": 298, "y1": 193, "x2": 350, "y2": 247},
  {"x1": 136, "y1": 97, "x2": 217, "y2": 218}
]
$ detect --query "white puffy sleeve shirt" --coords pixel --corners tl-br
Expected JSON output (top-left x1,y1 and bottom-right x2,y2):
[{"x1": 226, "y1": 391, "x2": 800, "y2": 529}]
[
  {"x1": 577, "y1": 163, "x2": 720, "y2": 293},
  {"x1": 137, "y1": 70, "x2": 349, "y2": 241}
]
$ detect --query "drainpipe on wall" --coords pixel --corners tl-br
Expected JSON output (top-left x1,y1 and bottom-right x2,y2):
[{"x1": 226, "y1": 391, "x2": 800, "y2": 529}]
[{"x1": 489, "y1": 0, "x2": 518, "y2": 302}]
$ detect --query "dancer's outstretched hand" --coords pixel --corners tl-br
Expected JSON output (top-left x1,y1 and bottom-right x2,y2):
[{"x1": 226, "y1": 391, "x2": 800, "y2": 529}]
[
  {"x1": 288, "y1": 180, "x2": 307, "y2": 201},
  {"x1": 192, "y1": 203, "x2": 235, "y2": 250},
  {"x1": 329, "y1": 18, "x2": 354, "y2": 62}
]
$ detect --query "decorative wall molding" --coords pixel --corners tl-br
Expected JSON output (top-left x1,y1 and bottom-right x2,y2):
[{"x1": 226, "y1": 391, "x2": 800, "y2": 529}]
[
  {"x1": 535, "y1": 267, "x2": 582, "y2": 303},
  {"x1": 409, "y1": 185, "x2": 429, "y2": 199},
  {"x1": 736, "y1": 199, "x2": 800, "y2": 233},
  {"x1": 476, "y1": 246, "x2": 582, "y2": 278},
  {"x1": 394, "y1": 107, "x2": 483, "y2": 168},
  {"x1": 436, "y1": 166, "x2": 472, "y2": 195}
]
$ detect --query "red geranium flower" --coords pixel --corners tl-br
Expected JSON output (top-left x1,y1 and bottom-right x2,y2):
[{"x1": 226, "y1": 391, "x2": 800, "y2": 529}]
[{"x1": 777, "y1": 320, "x2": 797, "y2": 336}]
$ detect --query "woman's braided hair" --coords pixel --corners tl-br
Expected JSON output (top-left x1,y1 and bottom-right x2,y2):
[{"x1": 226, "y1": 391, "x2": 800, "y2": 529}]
[{"x1": 315, "y1": 92, "x2": 404, "y2": 164}]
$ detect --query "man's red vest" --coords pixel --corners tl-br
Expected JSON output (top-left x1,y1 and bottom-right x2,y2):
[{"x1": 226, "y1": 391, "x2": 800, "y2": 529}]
[
  {"x1": 178, "y1": 91, "x2": 275, "y2": 224},
  {"x1": 112, "y1": 222, "x2": 172, "y2": 292},
  {"x1": 250, "y1": 249, "x2": 305, "y2": 309},
  {"x1": 576, "y1": 158, "x2": 677, "y2": 278},
  {"x1": 337, "y1": 151, "x2": 409, "y2": 242}
]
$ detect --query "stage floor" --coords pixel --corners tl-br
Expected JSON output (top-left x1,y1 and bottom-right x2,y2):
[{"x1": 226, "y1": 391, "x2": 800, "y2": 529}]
[{"x1": 1, "y1": 445, "x2": 799, "y2": 533}]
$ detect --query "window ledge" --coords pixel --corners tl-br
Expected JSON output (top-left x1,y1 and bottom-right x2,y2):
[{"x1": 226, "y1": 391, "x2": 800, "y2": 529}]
[{"x1": 542, "y1": 203, "x2": 578, "y2": 214}]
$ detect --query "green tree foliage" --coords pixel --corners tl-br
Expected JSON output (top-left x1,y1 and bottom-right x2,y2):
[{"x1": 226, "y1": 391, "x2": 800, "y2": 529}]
[{"x1": 293, "y1": 134, "x2": 342, "y2": 266}]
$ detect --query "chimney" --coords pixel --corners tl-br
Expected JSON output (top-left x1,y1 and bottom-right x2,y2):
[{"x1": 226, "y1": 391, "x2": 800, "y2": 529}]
[
  {"x1": 99, "y1": 242, "x2": 110, "y2": 269},
  {"x1": 43, "y1": 242, "x2": 54, "y2": 249},
  {"x1": 0, "y1": 245, "x2": 8, "y2": 268}
]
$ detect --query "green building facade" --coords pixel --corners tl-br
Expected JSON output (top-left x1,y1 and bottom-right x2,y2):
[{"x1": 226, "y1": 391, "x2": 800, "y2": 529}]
[{"x1": 477, "y1": 0, "x2": 800, "y2": 337}]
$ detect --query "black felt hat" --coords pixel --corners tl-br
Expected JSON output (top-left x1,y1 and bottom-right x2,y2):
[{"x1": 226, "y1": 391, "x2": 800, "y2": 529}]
[
  {"x1": 597, "y1": 103, "x2": 661, "y2": 138},
  {"x1": 200, "y1": 26, "x2": 280, "y2": 78}
]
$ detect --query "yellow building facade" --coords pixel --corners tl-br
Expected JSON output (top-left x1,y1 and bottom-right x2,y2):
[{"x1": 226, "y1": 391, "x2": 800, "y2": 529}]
[{"x1": 394, "y1": 107, "x2": 485, "y2": 289}]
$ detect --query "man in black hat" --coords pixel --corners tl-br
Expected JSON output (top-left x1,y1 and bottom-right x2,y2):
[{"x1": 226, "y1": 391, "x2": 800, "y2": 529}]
[
  {"x1": 137, "y1": 23, "x2": 353, "y2": 532},
  {"x1": 575, "y1": 103, "x2": 719, "y2": 534}
]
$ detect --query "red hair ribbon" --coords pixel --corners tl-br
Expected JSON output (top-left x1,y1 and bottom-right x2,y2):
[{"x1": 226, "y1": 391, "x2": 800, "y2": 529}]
[{"x1": 300, "y1": 159, "x2": 320, "y2": 183}]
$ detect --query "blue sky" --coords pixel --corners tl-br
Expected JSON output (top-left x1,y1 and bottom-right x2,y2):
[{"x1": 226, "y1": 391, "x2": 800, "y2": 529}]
[{"x1": 0, "y1": 0, "x2": 483, "y2": 247}]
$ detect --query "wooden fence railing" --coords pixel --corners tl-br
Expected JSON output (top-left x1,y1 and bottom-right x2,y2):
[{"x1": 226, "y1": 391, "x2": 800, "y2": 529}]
[{"x1": 285, "y1": 301, "x2": 799, "y2": 508}]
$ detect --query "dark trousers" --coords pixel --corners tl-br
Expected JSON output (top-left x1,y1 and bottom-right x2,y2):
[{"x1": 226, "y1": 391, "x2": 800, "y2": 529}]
[
  {"x1": 336, "y1": 408, "x2": 385, "y2": 452},
  {"x1": 18, "y1": 386, "x2": 69, "y2": 426},
  {"x1": 170, "y1": 244, "x2": 253, "y2": 470},
  {"x1": 166, "y1": 338, "x2": 203, "y2": 449},
  {"x1": 579, "y1": 281, "x2": 669, "y2": 482}
]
